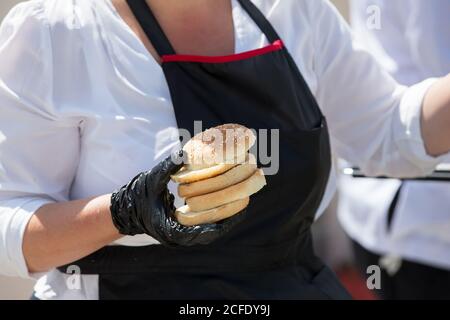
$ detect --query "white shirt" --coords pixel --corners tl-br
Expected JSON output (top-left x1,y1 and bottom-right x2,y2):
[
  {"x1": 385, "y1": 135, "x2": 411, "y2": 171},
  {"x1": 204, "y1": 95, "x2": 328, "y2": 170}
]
[
  {"x1": 338, "y1": 0, "x2": 450, "y2": 270},
  {"x1": 0, "y1": 0, "x2": 446, "y2": 299}
]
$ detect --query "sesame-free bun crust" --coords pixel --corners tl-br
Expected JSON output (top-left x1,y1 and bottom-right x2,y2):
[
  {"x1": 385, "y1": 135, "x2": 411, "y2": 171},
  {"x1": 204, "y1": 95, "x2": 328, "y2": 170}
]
[
  {"x1": 183, "y1": 124, "x2": 256, "y2": 170},
  {"x1": 186, "y1": 169, "x2": 266, "y2": 212},
  {"x1": 175, "y1": 198, "x2": 249, "y2": 226},
  {"x1": 178, "y1": 154, "x2": 257, "y2": 198}
]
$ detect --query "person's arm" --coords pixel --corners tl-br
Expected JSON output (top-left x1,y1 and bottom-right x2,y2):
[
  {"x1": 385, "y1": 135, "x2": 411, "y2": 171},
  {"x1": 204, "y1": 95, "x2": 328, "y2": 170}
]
[
  {"x1": 0, "y1": 2, "x2": 90, "y2": 278},
  {"x1": 304, "y1": 0, "x2": 450, "y2": 178},
  {"x1": 349, "y1": 0, "x2": 450, "y2": 157},
  {"x1": 421, "y1": 75, "x2": 450, "y2": 157},
  {"x1": 403, "y1": 0, "x2": 450, "y2": 157},
  {"x1": 0, "y1": 3, "x2": 121, "y2": 277},
  {"x1": 349, "y1": 0, "x2": 450, "y2": 158},
  {"x1": 0, "y1": 3, "x2": 241, "y2": 279},
  {"x1": 23, "y1": 195, "x2": 121, "y2": 273}
]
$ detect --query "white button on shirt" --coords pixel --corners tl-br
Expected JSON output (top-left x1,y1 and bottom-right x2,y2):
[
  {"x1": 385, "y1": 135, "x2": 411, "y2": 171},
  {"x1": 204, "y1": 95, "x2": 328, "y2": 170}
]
[
  {"x1": 338, "y1": 0, "x2": 450, "y2": 271},
  {"x1": 0, "y1": 0, "x2": 447, "y2": 299}
]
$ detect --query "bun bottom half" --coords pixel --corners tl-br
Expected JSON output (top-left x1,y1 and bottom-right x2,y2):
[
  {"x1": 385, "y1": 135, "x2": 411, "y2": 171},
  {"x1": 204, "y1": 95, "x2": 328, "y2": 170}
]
[
  {"x1": 186, "y1": 169, "x2": 266, "y2": 212},
  {"x1": 178, "y1": 154, "x2": 257, "y2": 198},
  {"x1": 175, "y1": 197, "x2": 249, "y2": 226}
]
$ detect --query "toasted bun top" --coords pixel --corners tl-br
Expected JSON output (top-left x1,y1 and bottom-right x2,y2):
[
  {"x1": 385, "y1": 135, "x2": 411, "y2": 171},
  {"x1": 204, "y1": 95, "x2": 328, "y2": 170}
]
[{"x1": 183, "y1": 124, "x2": 256, "y2": 170}]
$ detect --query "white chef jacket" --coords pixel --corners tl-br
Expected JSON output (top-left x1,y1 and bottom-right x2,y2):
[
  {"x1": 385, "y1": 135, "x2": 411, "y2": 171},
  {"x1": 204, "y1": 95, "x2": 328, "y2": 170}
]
[
  {"x1": 0, "y1": 0, "x2": 447, "y2": 299},
  {"x1": 338, "y1": 0, "x2": 450, "y2": 270}
]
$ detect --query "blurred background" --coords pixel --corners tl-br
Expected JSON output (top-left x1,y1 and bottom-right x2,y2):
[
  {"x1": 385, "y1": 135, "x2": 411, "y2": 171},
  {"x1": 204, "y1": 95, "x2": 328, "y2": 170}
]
[{"x1": 0, "y1": 0, "x2": 354, "y2": 300}]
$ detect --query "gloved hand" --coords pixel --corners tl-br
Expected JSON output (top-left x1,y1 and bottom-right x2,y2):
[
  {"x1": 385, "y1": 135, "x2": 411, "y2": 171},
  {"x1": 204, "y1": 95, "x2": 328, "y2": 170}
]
[{"x1": 110, "y1": 150, "x2": 246, "y2": 247}]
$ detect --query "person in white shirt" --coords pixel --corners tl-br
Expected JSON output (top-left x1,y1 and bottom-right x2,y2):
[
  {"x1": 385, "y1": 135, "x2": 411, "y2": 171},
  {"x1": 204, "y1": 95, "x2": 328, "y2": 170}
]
[
  {"x1": 338, "y1": 0, "x2": 450, "y2": 299},
  {"x1": 1, "y1": 0, "x2": 450, "y2": 300}
]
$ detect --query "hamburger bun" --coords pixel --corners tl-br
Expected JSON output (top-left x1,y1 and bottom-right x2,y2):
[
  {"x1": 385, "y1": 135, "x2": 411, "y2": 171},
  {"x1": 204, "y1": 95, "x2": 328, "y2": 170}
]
[
  {"x1": 175, "y1": 197, "x2": 249, "y2": 226},
  {"x1": 171, "y1": 152, "x2": 247, "y2": 184},
  {"x1": 186, "y1": 169, "x2": 266, "y2": 212},
  {"x1": 183, "y1": 124, "x2": 256, "y2": 170},
  {"x1": 178, "y1": 154, "x2": 257, "y2": 198}
]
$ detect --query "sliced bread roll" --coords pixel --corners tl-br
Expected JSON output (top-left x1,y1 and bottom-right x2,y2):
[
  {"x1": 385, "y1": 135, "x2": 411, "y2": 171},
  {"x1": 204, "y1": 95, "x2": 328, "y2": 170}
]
[
  {"x1": 183, "y1": 124, "x2": 256, "y2": 170},
  {"x1": 171, "y1": 152, "x2": 247, "y2": 184},
  {"x1": 175, "y1": 198, "x2": 250, "y2": 226},
  {"x1": 178, "y1": 154, "x2": 257, "y2": 198},
  {"x1": 186, "y1": 169, "x2": 266, "y2": 212}
]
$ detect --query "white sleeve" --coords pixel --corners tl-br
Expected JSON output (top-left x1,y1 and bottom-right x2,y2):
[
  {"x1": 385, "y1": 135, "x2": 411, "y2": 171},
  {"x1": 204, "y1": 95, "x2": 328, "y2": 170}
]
[
  {"x1": 404, "y1": 0, "x2": 450, "y2": 79},
  {"x1": 0, "y1": 2, "x2": 80, "y2": 278},
  {"x1": 308, "y1": 0, "x2": 448, "y2": 178},
  {"x1": 349, "y1": 0, "x2": 421, "y2": 85}
]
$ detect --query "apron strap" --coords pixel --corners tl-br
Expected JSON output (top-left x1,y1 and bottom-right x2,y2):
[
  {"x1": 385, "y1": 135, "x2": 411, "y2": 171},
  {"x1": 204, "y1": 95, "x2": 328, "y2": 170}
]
[
  {"x1": 126, "y1": 0, "x2": 176, "y2": 56},
  {"x1": 237, "y1": 0, "x2": 282, "y2": 43}
]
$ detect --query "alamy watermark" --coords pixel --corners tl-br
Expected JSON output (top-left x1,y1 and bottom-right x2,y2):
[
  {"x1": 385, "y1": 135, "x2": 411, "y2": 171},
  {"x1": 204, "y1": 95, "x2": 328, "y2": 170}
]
[
  {"x1": 169, "y1": 121, "x2": 280, "y2": 175},
  {"x1": 366, "y1": 256, "x2": 403, "y2": 291},
  {"x1": 65, "y1": 265, "x2": 81, "y2": 290},
  {"x1": 366, "y1": 5, "x2": 382, "y2": 30},
  {"x1": 366, "y1": 265, "x2": 381, "y2": 290}
]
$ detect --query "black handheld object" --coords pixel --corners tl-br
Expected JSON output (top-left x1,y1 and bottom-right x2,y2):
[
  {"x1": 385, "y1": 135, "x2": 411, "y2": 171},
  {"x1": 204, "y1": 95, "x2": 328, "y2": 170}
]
[
  {"x1": 343, "y1": 167, "x2": 450, "y2": 182},
  {"x1": 110, "y1": 150, "x2": 246, "y2": 247}
]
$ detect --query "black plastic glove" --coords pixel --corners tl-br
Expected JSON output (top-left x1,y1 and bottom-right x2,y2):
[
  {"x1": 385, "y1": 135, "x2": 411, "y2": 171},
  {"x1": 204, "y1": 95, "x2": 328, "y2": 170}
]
[{"x1": 110, "y1": 150, "x2": 246, "y2": 247}]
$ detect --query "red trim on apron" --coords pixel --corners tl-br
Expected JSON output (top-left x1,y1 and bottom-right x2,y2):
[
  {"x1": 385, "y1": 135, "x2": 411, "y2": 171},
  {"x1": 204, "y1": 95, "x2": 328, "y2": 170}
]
[{"x1": 161, "y1": 40, "x2": 284, "y2": 63}]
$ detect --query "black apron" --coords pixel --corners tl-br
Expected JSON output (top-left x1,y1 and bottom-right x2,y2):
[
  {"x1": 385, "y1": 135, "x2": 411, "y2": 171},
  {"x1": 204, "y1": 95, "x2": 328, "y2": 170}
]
[{"x1": 60, "y1": 0, "x2": 350, "y2": 300}]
